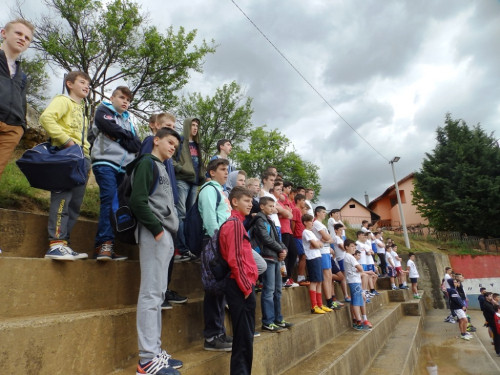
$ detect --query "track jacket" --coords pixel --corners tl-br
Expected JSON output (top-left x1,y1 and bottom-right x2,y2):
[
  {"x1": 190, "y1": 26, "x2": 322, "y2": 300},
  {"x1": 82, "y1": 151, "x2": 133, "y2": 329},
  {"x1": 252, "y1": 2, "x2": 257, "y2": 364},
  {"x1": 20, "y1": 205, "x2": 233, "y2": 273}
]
[
  {"x1": 246, "y1": 212, "x2": 285, "y2": 262},
  {"x1": 446, "y1": 279, "x2": 465, "y2": 310}
]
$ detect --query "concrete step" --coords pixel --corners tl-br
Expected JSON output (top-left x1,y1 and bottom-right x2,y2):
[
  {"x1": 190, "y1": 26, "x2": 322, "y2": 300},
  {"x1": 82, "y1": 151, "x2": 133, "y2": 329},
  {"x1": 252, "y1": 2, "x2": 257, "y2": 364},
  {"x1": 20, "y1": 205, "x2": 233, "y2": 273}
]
[
  {"x1": 0, "y1": 257, "x2": 203, "y2": 318},
  {"x1": 0, "y1": 208, "x2": 139, "y2": 259},
  {"x1": 110, "y1": 295, "x2": 391, "y2": 375},
  {"x1": 281, "y1": 303, "x2": 404, "y2": 375},
  {"x1": 360, "y1": 315, "x2": 423, "y2": 375}
]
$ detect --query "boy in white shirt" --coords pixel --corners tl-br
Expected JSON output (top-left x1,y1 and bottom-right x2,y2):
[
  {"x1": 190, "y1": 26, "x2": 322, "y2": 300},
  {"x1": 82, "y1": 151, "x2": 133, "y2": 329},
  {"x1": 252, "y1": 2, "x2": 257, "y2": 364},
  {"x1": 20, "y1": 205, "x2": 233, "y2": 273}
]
[
  {"x1": 302, "y1": 214, "x2": 331, "y2": 314},
  {"x1": 328, "y1": 209, "x2": 346, "y2": 240},
  {"x1": 333, "y1": 224, "x2": 350, "y2": 302},
  {"x1": 385, "y1": 246, "x2": 397, "y2": 290},
  {"x1": 407, "y1": 252, "x2": 421, "y2": 299},
  {"x1": 312, "y1": 206, "x2": 338, "y2": 310},
  {"x1": 374, "y1": 232, "x2": 387, "y2": 276},
  {"x1": 391, "y1": 245, "x2": 408, "y2": 289},
  {"x1": 356, "y1": 232, "x2": 379, "y2": 300},
  {"x1": 344, "y1": 239, "x2": 372, "y2": 330}
]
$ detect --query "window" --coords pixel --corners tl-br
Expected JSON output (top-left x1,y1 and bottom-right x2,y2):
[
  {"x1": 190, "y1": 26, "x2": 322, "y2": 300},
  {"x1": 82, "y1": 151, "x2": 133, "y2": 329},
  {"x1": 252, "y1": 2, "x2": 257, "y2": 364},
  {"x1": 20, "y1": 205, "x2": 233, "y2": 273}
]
[
  {"x1": 390, "y1": 190, "x2": 406, "y2": 207},
  {"x1": 349, "y1": 204, "x2": 355, "y2": 208}
]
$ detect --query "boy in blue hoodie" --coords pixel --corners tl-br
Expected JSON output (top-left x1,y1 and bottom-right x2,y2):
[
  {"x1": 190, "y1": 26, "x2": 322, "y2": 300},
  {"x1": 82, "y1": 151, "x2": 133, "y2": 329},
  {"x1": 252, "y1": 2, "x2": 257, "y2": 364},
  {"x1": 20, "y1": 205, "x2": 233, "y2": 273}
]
[
  {"x1": 91, "y1": 86, "x2": 141, "y2": 261},
  {"x1": 139, "y1": 112, "x2": 186, "y2": 309},
  {"x1": 447, "y1": 278, "x2": 472, "y2": 341}
]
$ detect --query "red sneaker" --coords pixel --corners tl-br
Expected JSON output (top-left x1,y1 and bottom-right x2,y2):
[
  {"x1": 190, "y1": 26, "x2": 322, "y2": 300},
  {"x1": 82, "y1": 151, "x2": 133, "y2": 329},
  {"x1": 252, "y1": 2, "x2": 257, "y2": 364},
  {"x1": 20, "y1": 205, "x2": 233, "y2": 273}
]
[{"x1": 363, "y1": 320, "x2": 373, "y2": 328}]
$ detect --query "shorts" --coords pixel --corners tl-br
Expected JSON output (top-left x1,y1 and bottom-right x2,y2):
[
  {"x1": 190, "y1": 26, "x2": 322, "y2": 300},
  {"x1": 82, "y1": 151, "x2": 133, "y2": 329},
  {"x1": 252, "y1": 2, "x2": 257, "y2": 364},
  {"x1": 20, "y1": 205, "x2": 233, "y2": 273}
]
[
  {"x1": 321, "y1": 253, "x2": 332, "y2": 270},
  {"x1": 331, "y1": 258, "x2": 341, "y2": 274},
  {"x1": 395, "y1": 266, "x2": 403, "y2": 275},
  {"x1": 387, "y1": 267, "x2": 397, "y2": 277},
  {"x1": 348, "y1": 283, "x2": 363, "y2": 306},
  {"x1": 365, "y1": 264, "x2": 376, "y2": 272},
  {"x1": 295, "y1": 238, "x2": 305, "y2": 255},
  {"x1": 306, "y1": 257, "x2": 323, "y2": 283},
  {"x1": 454, "y1": 309, "x2": 466, "y2": 320},
  {"x1": 410, "y1": 278, "x2": 418, "y2": 284},
  {"x1": 337, "y1": 259, "x2": 345, "y2": 272},
  {"x1": 362, "y1": 264, "x2": 369, "y2": 271}
]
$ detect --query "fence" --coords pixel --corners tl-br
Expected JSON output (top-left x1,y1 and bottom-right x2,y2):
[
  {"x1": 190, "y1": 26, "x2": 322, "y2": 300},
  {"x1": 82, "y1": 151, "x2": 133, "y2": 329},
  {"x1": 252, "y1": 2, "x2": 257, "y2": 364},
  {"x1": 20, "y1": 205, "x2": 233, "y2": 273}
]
[{"x1": 429, "y1": 231, "x2": 500, "y2": 253}]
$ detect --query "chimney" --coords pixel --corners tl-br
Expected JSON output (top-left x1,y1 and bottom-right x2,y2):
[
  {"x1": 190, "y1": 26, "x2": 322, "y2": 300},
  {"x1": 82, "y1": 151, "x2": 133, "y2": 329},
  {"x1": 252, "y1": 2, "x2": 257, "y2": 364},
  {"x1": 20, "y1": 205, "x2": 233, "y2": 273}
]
[{"x1": 364, "y1": 191, "x2": 369, "y2": 206}]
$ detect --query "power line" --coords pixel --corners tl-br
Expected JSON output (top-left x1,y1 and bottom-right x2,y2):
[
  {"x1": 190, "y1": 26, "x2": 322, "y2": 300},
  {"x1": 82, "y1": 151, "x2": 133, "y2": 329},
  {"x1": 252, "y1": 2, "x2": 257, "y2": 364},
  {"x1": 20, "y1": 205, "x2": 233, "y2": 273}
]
[{"x1": 230, "y1": 0, "x2": 389, "y2": 162}]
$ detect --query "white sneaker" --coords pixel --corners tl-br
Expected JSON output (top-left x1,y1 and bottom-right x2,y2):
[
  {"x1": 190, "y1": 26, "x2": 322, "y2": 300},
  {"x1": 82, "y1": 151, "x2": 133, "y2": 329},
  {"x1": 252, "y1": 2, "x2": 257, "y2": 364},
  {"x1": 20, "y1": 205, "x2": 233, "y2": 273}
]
[
  {"x1": 461, "y1": 335, "x2": 471, "y2": 341},
  {"x1": 466, "y1": 333, "x2": 474, "y2": 339},
  {"x1": 64, "y1": 245, "x2": 88, "y2": 260}
]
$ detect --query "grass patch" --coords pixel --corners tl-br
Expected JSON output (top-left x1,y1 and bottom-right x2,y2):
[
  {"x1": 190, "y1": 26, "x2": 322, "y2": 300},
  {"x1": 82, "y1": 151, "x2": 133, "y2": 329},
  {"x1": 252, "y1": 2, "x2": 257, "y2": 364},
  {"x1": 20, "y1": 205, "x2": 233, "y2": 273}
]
[{"x1": 0, "y1": 158, "x2": 99, "y2": 219}]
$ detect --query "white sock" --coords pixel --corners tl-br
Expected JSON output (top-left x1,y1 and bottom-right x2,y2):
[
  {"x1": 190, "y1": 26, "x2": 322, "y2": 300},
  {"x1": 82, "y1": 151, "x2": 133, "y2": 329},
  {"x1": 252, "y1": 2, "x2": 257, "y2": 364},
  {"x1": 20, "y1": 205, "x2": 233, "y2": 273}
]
[
  {"x1": 298, "y1": 275, "x2": 305, "y2": 282},
  {"x1": 362, "y1": 315, "x2": 367, "y2": 321},
  {"x1": 403, "y1": 281, "x2": 407, "y2": 286},
  {"x1": 391, "y1": 283, "x2": 396, "y2": 288}
]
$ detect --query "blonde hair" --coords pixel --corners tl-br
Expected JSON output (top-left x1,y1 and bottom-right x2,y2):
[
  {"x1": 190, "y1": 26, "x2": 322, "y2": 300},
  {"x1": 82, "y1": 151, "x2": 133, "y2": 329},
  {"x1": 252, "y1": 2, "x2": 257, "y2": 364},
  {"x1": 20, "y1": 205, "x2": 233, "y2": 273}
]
[
  {"x1": 4, "y1": 18, "x2": 35, "y2": 34},
  {"x1": 245, "y1": 177, "x2": 260, "y2": 187},
  {"x1": 156, "y1": 112, "x2": 176, "y2": 124}
]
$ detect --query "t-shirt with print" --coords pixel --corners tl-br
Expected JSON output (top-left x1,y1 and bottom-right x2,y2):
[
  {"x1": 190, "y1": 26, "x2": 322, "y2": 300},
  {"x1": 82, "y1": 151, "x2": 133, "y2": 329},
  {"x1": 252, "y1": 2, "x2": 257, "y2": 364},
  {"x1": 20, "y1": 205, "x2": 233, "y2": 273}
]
[
  {"x1": 292, "y1": 207, "x2": 305, "y2": 239},
  {"x1": 385, "y1": 251, "x2": 395, "y2": 268},
  {"x1": 302, "y1": 229, "x2": 321, "y2": 260},
  {"x1": 262, "y1": 190, "x2": 281, "y2": 228},
  {"x1": 189, "y1": 141, "x2": 200, "y2": 184},
  {"x1": 344, "y1": 253, "x2": 362, "y2": 284},
  {"x1": 407, "y1": 259, "x2": 419, "y2": 278},
  {"x1": 355, "y1": 240, "x2": 369, "y2": 265},
  {"x1": 334, "y1": 235, "x2": 345, "y2": 261},
  {"x1": 374, "y1": 239, "x2": 385, "y2": 254},
  {"x1": 391, "y1": 250, "x2": 401, "y2": 267},
  {"x1": 312, "y1": 220, "x2": 330, "y2": 255},
  {"x1": 327, "y1": 217, "x2": 345, "y2": 237}
]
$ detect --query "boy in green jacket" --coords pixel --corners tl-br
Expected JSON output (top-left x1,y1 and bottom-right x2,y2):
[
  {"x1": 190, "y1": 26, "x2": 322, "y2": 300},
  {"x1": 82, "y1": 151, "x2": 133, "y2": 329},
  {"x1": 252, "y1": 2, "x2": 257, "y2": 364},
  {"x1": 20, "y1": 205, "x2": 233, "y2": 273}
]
[{"x1": 128, "y1": 127, "x2": 183, "y2": 375}]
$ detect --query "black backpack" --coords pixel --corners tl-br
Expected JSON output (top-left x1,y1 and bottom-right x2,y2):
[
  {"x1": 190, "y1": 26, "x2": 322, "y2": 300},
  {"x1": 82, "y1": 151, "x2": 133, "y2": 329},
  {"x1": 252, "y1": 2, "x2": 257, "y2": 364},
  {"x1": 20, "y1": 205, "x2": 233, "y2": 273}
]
[{"x1": 110, "y1": 158, "x2": 159, "y2": 245}]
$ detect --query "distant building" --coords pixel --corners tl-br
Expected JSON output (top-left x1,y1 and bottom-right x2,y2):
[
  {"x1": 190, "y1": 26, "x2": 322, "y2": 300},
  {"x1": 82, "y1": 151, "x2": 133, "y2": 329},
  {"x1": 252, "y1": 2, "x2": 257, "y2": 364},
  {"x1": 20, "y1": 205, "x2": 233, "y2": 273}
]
[
  {"x1": 339, "y1": 198, "x2": 380, "y2": 229},
  {"x1": 368, "y1": 172, "x2": 427, "y2": 228}
]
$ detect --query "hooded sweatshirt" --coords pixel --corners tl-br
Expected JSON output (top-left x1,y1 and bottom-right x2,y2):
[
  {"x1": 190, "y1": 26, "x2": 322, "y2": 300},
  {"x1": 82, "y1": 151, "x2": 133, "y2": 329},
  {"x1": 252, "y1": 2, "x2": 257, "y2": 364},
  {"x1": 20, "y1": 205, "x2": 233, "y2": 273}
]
[
  {"x1": 127, "y1": 154, "x2": 178, "y2": 237},
  {"x1": 225, "y1": 170, "x2": 240, "y2": 193},
  {"x1": 0, "y1": 50, "x2": 27, "y2": 129},
  {"x1": 39, "y1": 94, "x2": 90, "y2": 157},
  {"x1": 90, "y1": 102, "x2": 141, "y2": 172},
  {"x1": 446, "y1": 279, "x2": 465, "y2": 311},
  {"x1": 173, "y1": 117, "x2": 206, "y2": 185}
]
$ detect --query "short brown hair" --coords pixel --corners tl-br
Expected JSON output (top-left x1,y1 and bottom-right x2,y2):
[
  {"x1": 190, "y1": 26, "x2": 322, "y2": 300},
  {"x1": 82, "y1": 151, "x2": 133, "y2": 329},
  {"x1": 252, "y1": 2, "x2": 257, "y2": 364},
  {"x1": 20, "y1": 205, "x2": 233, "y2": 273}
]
[
  {"x1": 65, "y1": 71, "x2": 91, "y2": 94},
  {"x1": 301, "y1": 214, "x2": 314, "y2": 225},
  {"x1": 216, "y1": 139, "x2": 231, "y2": 152},
  {"x1": 112, "y1": 86, "x2": 133, "y2": 101},
  {"x1": 4, "y1": 18, "x2": 35, "y2": 34},
  {"x1": 238, "y1": 170, "x2": 247, "y2": 177},
  {"x1": 229, "y1": 186, "x2": 253, "y2": 207},
  {"x1": 259, "y1": 196, "x2": 275, "y2": 207},
  {"x1": 261, "y1": 171, "x2": 276, "y2": 182},
  {"x1": 207, "y1": 158, "x2": 229, "y2": 174},
  {"x1": 305, "y1": 188, "x2": 313, "y2": 193},
  {"x1": 156, "y1": 112, "x2": 176, "y2": 124}
]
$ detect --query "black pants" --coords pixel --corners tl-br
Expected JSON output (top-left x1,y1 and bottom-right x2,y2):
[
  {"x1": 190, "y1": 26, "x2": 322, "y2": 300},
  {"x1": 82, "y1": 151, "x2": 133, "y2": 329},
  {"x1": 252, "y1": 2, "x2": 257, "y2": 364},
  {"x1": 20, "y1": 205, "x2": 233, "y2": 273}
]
[
  {"x1": 378, "y1": 253, "x2": 387, "y2": 275},
  {"x1": 281, "y1": 233, "x2": 298, "y2": 281},
  {"x1": 226, "y1": 278, "x2": 256, "y2": 375},
  {"x1": 489, "y1": 321, "x2": 500, "y2": 355}
]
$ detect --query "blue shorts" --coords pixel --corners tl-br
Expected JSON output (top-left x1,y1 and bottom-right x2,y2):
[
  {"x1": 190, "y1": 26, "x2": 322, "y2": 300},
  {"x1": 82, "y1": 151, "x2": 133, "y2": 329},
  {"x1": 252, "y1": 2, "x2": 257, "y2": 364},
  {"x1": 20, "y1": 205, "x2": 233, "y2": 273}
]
[
  {"x1": 331, "y1": 258, "x2": 341, "y2": 274},
  {"x1": 321, "y1": 253, "x2": 332, "y2": 270},
  {"x1": 365, "y1": 264, "x2": 376, "y2": 272},
  {"x1": 306, "y1": 258, "x2": 323, "y2": 282},
  {"x1": 295, "y1": 238, "x2": 304, "y2": 255},
  {"x1": 362, "y1": 264, "x2": 369, "y2": 271},
  {"x1": 348, "y1": 283, "x2": 364, "y2": 306},
  {"x1": 337, "y1": 259, "x2": 345, "y2": 272},
  {"x1": 410, "y1": 278, "x2": 418, "y2": 284}
]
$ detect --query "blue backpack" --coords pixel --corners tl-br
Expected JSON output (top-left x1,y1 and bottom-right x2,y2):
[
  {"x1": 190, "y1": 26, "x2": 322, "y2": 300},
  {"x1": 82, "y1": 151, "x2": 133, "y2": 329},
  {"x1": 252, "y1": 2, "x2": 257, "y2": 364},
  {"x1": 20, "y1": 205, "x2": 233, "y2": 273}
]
[
  {"x1": 201, "y1": 218, "x2": 236, "y2": 295},
  {"x1": 184, "y1": 183, "x2": 221, "y2": 256}
]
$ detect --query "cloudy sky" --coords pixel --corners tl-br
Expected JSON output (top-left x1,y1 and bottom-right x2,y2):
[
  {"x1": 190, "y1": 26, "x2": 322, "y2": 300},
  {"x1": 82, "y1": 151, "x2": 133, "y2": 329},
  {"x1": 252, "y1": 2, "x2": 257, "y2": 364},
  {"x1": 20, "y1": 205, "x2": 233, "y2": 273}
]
[{"x1": 5, "y1": 0, "x2": 500, "y2": 208}]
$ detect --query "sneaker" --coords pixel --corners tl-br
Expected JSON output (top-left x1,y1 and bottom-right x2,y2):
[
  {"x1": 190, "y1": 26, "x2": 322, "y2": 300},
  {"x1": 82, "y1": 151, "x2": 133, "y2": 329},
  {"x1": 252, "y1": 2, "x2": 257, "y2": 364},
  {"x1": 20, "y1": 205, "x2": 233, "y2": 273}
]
[
  {"x1": 161, "y1": 300, "x2": 173, "y2": 310},
  {"x1": 255, "y1": 285, "x2": 262, "y2": 293},
  {"x1": 372, "y1": 291, "x2": 381, "y2": 296},
  {"x1": 461, "y1": 335, "x2": 471, "y2": 341},
  {"x1": 45, "y1": 245, "x2": 75, "y2": 261},
  {"x1": 177, "y1": 251, "x2": 198, "y2": 262},
  {"x1": 344, "y1": 296, "x2": 352, "y2": 303},
  {"x1": 320, "y1": 305, "x2": 333, "y2": 312},
  {"x1": 328, "y1": 302, "x2": 342, "y2": 311},
  {"x1": 111, "y1": 250, "x2": 128, "y2": 261},
  {"x1": 413, "y1": 295, "x2": 421, "y2": 299},
  {"x1": 354, "y1": 324, "x2": 364, "y2": 331},
  {"x1": 298, "y1": 280, "x2": 311, "y2": 287},
  {"x1": 204, "y1": 337, "x2": 232, "y2": 351},
  {"x1": 254, "y1": 331, "x2": 261, "y2": 337},
  {"x1": 361, "y1": 324, "x2": 372, "y2": 331},
  {"x1": 284, "y1": 278, "x2": 300, "y2": 288},
  {"x1": 465, "y1": 333, "x2": 474, "y2": 339},
  {"x1": 136, "y1": 352, "x2": 180, "y2": 375},
  {"x1": 262, "y1": 323, "x2": 286, "y2": 332},
  {"x1": 275, "y1": 319, "x2": 294, "y2": 328},
  {"x1": 311, "y1": 306, "x2": 326, "y2": 314},
  {"x1": 220, "y1": 334, "x2": 233, "y2": 343},
  {"x1": 334, "y1": 300, "x2": 345, "y2": 307},
  {"x1": 165, "y1": 290, "x2": 188, "y2": 304},
  {"x1": 283, "y1": 280, "x2": 292, "y2": 288},
  {"x1": 157, "y1": 351, "x2": 183, "y2": 370},
  {"x1": 467, "y1": 326, "x2": 477, "y2": 332},
  {"x1": 96, "y1": 241, "x2": 113, "y2": 261},
  {"x1": 365, "y1": 298, "x2": 372, "y2": 304},
  {"x1": 63, "y1": 245, "x2": 88, "y2": 260},
  {"x1": 391, "y1": 286, "x2": 398, "y2": 290},
  {"x1": 448, "y1": 319, "x2": 457, "y2": 324},
  {"x1": 173, "y1": 249, "x2": 187, "y2": 263},
  {"x1": 363, "y1": 320, "x2": 373, "y2": 328}
]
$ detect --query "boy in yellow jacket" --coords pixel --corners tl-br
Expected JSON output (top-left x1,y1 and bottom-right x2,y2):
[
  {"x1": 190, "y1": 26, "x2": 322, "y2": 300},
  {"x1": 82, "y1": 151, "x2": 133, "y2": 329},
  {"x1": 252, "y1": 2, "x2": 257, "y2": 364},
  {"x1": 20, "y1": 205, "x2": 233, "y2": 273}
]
[{"x1": 40, "y1": 71, "x2": 91, "y2": 261}]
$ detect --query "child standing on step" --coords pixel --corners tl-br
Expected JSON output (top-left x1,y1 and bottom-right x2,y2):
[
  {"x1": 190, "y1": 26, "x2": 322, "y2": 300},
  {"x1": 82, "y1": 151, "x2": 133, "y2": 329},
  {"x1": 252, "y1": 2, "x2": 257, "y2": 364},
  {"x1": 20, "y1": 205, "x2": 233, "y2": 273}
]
[
  {"x1": 302, "y1": 214, "x2": 330, "y2": 314},
  {"x1": 129, "y1": 128, "x2": 183, "y2": 375},
  {"x1": 407, "y1": 252, "x2": 421, "y2": 299},
  {"x1": 446, "y1": 278, "x2": 472, "y2": 341}
]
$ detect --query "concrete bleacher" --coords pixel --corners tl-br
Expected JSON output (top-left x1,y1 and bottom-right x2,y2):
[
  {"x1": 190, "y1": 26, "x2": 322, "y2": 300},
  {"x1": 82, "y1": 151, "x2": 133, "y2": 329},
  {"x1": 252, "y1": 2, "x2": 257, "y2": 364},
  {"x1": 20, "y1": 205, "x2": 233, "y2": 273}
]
[{"x1": 0, "y1": 208, "x2": 426, "y2": 375}]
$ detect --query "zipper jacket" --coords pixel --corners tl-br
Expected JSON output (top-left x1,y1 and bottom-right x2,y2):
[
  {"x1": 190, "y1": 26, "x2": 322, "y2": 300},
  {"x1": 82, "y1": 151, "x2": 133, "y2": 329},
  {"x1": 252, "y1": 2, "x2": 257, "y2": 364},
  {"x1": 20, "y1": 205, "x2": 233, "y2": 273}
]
[{"x1": 0, "y1": 50, "x2": 27, "y2": 130}]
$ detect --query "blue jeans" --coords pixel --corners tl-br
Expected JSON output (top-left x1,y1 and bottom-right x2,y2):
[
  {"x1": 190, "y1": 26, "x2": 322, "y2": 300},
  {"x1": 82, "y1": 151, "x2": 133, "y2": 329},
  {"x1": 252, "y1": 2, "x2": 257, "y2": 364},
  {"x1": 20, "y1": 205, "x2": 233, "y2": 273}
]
[
  {"x1": 93, "y1": 165, "x2": 124, "y2": 247},
  {"x1": 176, "y1": 180, "x2": 198, "y2": 254},
  {"x1": 261, "y1": 260, "x2": 283, "y2": 325}
]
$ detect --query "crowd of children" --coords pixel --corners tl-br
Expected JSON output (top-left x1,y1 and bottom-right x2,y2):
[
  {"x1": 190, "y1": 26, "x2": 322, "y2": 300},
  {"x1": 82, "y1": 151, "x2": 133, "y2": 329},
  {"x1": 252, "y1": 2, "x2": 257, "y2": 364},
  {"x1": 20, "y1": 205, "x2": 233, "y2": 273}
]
[{"x1": 1, "y1": 18, "x2": 427, "y2": 375}]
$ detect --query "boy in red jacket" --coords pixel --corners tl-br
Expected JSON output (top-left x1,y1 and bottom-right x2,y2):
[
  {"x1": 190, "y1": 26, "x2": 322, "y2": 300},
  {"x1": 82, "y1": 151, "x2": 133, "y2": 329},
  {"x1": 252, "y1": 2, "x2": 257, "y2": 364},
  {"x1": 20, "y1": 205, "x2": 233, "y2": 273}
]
[{"x1": 219, "y1": 186, "x2": 259, "y2": 375}]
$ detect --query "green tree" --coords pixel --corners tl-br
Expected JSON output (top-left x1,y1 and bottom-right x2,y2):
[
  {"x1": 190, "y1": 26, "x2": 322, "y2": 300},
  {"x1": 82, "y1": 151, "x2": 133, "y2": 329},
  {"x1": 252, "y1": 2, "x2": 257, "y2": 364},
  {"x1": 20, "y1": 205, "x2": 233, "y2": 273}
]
[
  {"x1": 234, "y1": 126, "x2": 321, "y2": 199},
  {"x1": 412, "y1": 113, "x2": 500, "y2": 237},
  {"x1": 176, "y1": 81, "x2": 254, "y2": 165},
  {"x1": 20, "y1": 55, "x2": 50, "y2": 112},
  {"x1": 17, "y1": 0, "x2": 216, "y2": 120}
]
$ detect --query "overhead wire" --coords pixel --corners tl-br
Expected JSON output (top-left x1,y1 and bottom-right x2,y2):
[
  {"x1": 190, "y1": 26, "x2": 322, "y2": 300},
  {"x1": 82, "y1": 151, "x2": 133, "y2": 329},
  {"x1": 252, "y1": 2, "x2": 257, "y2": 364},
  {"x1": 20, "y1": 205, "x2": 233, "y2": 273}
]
[{"x1": 230, "y1": 0, "x2": 390, "y2": 162}]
